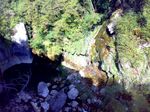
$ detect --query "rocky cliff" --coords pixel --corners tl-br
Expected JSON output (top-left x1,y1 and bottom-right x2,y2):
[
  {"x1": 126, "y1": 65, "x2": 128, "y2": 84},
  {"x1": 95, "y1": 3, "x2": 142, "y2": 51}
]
[{"x1": 0, "y1": 23, "x2": 32, "y2": 74}]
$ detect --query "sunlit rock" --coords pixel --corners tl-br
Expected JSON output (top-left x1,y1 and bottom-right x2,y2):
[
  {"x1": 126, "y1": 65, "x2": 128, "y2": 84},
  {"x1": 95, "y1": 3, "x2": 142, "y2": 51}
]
[{"x1": 11, "y1": 23, "x2": 28, "y2": 44}]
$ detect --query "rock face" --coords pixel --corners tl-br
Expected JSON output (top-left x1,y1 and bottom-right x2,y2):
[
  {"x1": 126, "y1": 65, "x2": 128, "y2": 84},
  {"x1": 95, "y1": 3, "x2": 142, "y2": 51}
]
[
  {"x1": 37, "y1": 82, "x2": 49, "y2": 98},
  {"x1": 0, "y1": 23, "x2": 32, "y2": 74}
]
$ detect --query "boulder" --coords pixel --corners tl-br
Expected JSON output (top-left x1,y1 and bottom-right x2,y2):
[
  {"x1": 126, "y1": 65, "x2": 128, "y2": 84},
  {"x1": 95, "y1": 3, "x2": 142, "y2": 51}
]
[
  {"x1": 67, "y1": 88, "x2": 79, "y2": 100},
  {"x1": 37, "y1": 82, "x2": 49, "y2": 98},
  {"x1": 49, "y1": 91, "x2": 67, "y2": 112}
]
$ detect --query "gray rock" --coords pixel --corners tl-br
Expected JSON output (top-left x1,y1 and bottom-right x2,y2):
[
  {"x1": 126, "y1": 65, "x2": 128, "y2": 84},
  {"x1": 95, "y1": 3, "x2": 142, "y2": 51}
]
[
  {"x1": 92, "y1": 97, "x2": 98, "y2": 103},
  {"x1": 50, "y1": 90, "x2": 58, "y2": 98},
  {"x1": 69, "y1": 84, "x2": 75, "y2": 89},
  {"x1": 54, "y1": 77, "x2": 62, "y2": 82},
  {"x1": 71, "y1": 101, "x2": 78, "y2": 108},
  {"x1": 100, "y1": 88, "x2": 106, "y2": 95},
  {"x1": 64, "y1": 107, "x2": 71, "y2": 112},
  {"x1": 87, "y1": 99, "x2": 91, "y2": 104},
  {"x1": 30, "y1": 102, "x2": 41, "y2": 112},
  {"x1": 47, "y1": 83, "x2": 51, "y2": 87},
  {"x1": 67, "y1": 73, "x2": 81, "y2": 84},
  {"x1": 37, "y1": 82, "x2": 49, "y2": 98},
  {"x1": 49, "y1": 91, "x2": 67, "y2": 112},
  {"x1": 60, "y1": 84, "x2": 65, "y2": 88},
  {"x1": 18, "y1": 91, "x2": 31, "y2": 103},
  {"x1": 91, "y1": 86, "x2": 98, "y2": 92},
  {"x1": 73, "y1": 108, "x2": 77, "y2": 112},
  {"x1": 78, "y1": 107, "x2": 82, "y2": 111},
  {"x1": 67, "y1": 88, "x2": 79, "y2": 100},
  {"x1": 41, "y1": 102, "x2": 49, "y2": 112},
  {"x1": 91, "y1": 97, "x2": 102, "y2": 106},
  {"x1": 52, "y1": 85, "x2": 57, "y2": 89}
]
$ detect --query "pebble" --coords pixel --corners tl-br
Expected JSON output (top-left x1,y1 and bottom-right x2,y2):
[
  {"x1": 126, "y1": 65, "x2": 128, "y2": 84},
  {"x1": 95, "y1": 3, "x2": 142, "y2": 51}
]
[
  {"x1": 47, "y1": 83, "x2": 51, "y2": 87},
  {"x1": 52, "y1": 85, "x2": 57, "y2": 89},
  {"x1": 87, "y1": 99, "x2": 91, "y2": 104},
  {"x1": 71, "y1": 101, "x2": 79, "y2": 108},
  {"x1": 18, "y1": 91, "x2": 31, "y2": 103},
  {"x1": 69, "y1": 84, "x2": 76, "y2": 89},
  {"x1": 100, "y1": 88, "x2": 106, "y2": 95},
  {"x1": 50, "y1": 90, "x2": 58, "y2": 97},
  {"x1": 64, "y1": 107, "x2": 71, "y2": 112}
]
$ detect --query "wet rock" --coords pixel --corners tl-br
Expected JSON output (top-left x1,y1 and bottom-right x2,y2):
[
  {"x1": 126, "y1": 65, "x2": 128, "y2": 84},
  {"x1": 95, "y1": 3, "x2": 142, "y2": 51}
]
[
  {"x1": 41, "y1": 102, "x2": 49, "y2": 112},
  {"x1": 49, "y1": 91, "x2": 67, "y2": 112},
  {"x1": 67, "y1": 88, "x2": 79, "y2": 100},
  {"x1": 37, "y1": 82, "x2": 49, "y2": 98},
  {"x1": 71, "y1": 101, "x2": 78, "y2": 108}
]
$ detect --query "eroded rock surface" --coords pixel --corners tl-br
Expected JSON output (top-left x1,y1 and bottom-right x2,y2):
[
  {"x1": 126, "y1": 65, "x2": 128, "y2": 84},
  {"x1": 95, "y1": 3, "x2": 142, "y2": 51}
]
[{"x1": 0, "y1": 23, "x2": 32, "y2": 74}]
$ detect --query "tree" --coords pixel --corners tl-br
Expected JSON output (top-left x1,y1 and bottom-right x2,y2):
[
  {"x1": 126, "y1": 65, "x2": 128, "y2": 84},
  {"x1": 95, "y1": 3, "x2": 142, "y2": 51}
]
[{"x1": 9, "y1": 0, "x2": 100, "y2": 59}]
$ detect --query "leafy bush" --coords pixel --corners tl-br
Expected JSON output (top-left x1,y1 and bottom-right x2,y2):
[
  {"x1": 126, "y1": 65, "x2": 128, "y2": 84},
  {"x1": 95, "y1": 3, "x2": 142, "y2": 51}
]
[
  {"x1": 116, "y1": 12, "x2": 145, "y2": 67},
  {"x1": 8, "y1": 0, "x2": 101, "y2": 59}
]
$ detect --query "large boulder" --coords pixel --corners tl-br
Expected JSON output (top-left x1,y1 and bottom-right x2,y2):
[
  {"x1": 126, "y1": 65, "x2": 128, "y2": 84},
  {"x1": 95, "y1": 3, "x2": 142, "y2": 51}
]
[{"x1": 49, "y1": 91, "x2": 67, "y2": 112}]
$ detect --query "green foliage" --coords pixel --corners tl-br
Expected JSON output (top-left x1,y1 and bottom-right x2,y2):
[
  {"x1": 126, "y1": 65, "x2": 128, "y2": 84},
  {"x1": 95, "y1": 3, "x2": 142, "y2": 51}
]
[
  {"x1": 8, "y1": 0, "x2": 100, "y2": 59},
  {"x1": 0, "y1": 0, "x2": 12, "y2": 39},
  {"x1": 116, "y1": 12, "x2": 145, "y2": 67},
  {"x1": 141, "y1": 0, "x2": 150, "y2": 41}
]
